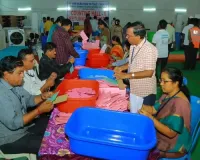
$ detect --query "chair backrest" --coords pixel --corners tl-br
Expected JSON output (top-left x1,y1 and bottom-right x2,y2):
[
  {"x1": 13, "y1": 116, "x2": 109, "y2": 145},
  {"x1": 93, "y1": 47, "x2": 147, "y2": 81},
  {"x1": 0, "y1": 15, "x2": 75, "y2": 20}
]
[
  {"x1": 190, "y1": 119, "x2": 200, "y2": 152},
  {"x1": 190, "y1": 96, "x2": 200, "y2": 133}
]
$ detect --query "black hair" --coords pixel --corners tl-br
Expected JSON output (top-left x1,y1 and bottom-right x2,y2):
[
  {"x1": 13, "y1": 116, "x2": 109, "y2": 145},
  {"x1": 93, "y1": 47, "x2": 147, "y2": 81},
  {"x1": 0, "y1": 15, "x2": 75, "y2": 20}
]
[
  {"x1": 44, "y1": 42, "x2": 56, "y2": 54},
  {"x1": 162, "y1": 67, "x2": 190, "y2": 102},
  {"x1": 115, "y1": 19, "x2": 120, "y2": 26},
  {"x1": 98, "y1": 19, "x2": 108, "y2": 28},
  {"x1": 55, "y1": 16, "x2": 65, "y2": 23},
  {"x1": 124, "y1": 40, "x2": 131, "y2": 50},
  {"x1": 86, "y1": 14, "x2": 90, "y2": 18},
  {"x1": 47, "y1": 17, "x2": 50, "y2": 20},
  {"x1": 0, "y1": 56, "x2": 23, "y2": 78},
  {"x1": 127, "y1": 21, "x2": 146, "y2": 39},
  {"x1": 94, "y1": 16, "x2": 97, "y2": 19},
  {"x1": 159, "y1": 19, "x2": 168, "y2": 29},
  {"x1": 43, "y1": 17, "x2": 46, "y2": 20},
  {"x1": 61, "y1": 18, "x2": 72, "y2": 27},
  {"x1": 18, "y1": 48, "x2": 33, "y2": 60},
  {"x1": 192, "y1": 18, "x2": 199, "y2": 26},
  {"x1": 112, "y1": 35, "x2": 122, "y2": 46}
]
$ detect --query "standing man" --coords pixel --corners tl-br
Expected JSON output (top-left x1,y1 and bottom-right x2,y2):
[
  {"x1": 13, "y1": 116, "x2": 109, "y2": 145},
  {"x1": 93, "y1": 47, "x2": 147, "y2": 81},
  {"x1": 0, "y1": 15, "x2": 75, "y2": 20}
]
[
  {"x1": 166, "y1": 20, "x2": 176, "y2": 53},
  {"x1": 40, "y1": 17, "x2": 46, "y2": 35},
  {"x1": 114, "y1": 21, "x2": 158, "y2": 106},
  {"x1": 188, "y1": 18, "x2": 200, "y2": 70},
  {"x1": 90, "y1": 16, "x2": 98, "y2": 37},
  {"x1": 182, "y1": 17, "x2": 194, "y2": 69},
  {"x1": 153, "y1": 20, "x2": 169, "y2": 80},
  {"x1": 84, "y1": 14, "x2": 92, "y2": 39},
  {"x1": 52, "y1": 18, "x2": 79, "y2": 65},
  {"x1": 44, "y1": 17, "x2": 53, "y2": 35}
]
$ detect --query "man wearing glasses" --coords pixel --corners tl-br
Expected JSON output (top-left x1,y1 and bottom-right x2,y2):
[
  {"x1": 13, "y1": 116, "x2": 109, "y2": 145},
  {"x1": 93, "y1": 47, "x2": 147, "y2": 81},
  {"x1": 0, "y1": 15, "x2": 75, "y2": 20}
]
[{"x1": 115, "y1": 21, "x2": 158, "y2": 106}]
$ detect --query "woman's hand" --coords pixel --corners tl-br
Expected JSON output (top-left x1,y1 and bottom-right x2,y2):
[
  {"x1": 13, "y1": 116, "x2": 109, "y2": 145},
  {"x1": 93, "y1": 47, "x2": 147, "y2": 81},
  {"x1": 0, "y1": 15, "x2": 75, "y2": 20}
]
[
  {"x1": 41, "y1": 92, "x2": 53, "y2": 100},
  {"x1": 138, "y1": 109, "x2": 153, "y2": 119}
]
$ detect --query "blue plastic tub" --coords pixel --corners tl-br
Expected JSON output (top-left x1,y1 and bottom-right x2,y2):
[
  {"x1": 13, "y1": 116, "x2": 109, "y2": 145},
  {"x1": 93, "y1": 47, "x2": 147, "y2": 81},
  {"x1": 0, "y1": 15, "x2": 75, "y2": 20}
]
[
  {"x1": 73, "y1": 42, "x2": 82, "y2": 48},
  {"x1": 65, "y1": 107, "x2": 157, "y2": 160},
  {"x1": 74, "y1": 57, "x2": 86, "y2": 66},
  {"x1": 75, "y1": 49, "x2": 89, "y2": 58},
  {"x1": 79, "y1": 68, "x2": 115, "y2": 80}
]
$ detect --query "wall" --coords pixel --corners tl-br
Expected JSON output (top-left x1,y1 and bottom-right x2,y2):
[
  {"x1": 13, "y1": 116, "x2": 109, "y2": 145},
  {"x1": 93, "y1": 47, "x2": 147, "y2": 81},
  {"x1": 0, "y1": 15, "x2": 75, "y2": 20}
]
[{"x1": 0, "y1": 0, "x2": 200, "y2": 31}]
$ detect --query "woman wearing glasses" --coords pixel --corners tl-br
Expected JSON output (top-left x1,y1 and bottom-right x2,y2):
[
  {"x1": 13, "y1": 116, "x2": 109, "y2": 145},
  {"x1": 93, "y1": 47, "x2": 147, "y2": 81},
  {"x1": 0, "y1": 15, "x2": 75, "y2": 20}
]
[{"x1": 139, "y1": 67, "x2": 191, "y2": 159}]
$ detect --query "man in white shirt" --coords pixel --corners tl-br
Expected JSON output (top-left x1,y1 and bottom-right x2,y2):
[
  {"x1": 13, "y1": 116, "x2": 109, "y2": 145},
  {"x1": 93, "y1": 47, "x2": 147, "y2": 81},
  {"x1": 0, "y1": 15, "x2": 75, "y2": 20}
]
[
  {"x1": 153, "y1": 19, "x2": 169, "y2": 81},
  {"x1": 90, "y1": 16, "x2": 98, "y2": 36},
  {"x1": 182, "y1": 17, "x2": 194, "y2": 69},
  {"x1": 166, "y1": 20, "x2": 176, "y2": 52},
  {"x1": 18, "y1": 49, "x2": 57, "y2": 95}
]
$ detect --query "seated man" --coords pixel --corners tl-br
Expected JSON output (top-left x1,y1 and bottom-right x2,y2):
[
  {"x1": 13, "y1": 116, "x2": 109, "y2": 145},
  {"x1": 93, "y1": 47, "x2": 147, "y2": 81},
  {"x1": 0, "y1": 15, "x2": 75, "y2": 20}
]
[
  {"x1": 39, "y1": 42, "x2": 75, "y2": 83},
  {"x1": 18, "y1": 48, "x2": 57, "y2": 95},
  {"x1": 0, "y1": 56, "x2": 53, "y2": 154}
]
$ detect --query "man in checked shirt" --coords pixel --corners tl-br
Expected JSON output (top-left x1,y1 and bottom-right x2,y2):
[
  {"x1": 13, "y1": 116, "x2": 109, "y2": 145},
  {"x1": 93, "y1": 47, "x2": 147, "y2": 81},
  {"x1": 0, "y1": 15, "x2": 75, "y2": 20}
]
[{"x1": 115, "y1": 21, "x2": 158, "y2": 106}]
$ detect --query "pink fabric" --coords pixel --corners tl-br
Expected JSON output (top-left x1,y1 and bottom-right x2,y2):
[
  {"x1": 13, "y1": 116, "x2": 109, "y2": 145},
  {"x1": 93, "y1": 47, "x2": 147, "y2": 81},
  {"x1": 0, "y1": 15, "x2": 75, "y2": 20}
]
[
  {"x1": 96, "y1": 90, "x2": 128, "y2": 111},
  {"x1": 54, "y1": 112, "x2": 72, "y2": 125},
  {"x1": 66, "y1": 88, "x2": 96, "y2": 98},
  {"x1": 82, "y1": 41, "x2": 100, "y2": 50}
]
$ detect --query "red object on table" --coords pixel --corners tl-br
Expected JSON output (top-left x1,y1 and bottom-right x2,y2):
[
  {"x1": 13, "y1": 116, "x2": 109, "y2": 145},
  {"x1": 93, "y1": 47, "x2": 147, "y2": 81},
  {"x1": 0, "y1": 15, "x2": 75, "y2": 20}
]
[
  {"x1": 64, "y1": 69, "x2": 79, "y2": 79},
  {"x1": 56, "y1": 79, "x2": 99, "y2": 113}
]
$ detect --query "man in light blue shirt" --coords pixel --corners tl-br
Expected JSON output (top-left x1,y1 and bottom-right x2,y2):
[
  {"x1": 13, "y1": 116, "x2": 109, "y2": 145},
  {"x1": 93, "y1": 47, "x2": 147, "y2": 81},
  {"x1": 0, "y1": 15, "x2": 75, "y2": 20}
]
[{"x1": 0, "y1": 56, "x2": 53, "y2": 154}]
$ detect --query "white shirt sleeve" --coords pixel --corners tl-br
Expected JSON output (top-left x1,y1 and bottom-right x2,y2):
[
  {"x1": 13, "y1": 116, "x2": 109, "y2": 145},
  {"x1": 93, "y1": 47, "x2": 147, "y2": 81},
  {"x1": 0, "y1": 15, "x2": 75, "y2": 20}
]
[
  {"x1": 23, "y1": 70, "x2": 46, "y2": 95},
  {"x1": 152, "y1": 32, "x2": 159, "y2": 44},
  {"x1": 182, "y1": 26, "x2": 186, "y2": 34}
]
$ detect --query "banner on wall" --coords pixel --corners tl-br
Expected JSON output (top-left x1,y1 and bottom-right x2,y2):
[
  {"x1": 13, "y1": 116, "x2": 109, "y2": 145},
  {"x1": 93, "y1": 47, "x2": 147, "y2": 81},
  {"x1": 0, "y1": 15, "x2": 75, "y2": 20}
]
[{"x1": 67, "y1": 1, "x2": 109, "y2": 24}]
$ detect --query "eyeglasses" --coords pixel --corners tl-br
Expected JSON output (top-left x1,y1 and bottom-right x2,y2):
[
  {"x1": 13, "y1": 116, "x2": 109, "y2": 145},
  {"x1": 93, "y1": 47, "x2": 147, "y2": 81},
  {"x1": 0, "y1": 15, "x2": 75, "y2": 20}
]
[{"x1": 159, "y1": 79, "x2": 173, "y2": 84}]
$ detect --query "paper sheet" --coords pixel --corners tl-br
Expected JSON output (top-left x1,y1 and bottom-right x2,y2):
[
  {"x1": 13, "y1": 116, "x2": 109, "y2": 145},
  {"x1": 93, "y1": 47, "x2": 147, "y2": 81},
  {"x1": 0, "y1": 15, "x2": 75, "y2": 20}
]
[
  {"x1": 80, "y1": 30, "x2": 88, "y2": 41},
  {"x1": 130, "y1": 93, "x2": 144, "y2": 113}
]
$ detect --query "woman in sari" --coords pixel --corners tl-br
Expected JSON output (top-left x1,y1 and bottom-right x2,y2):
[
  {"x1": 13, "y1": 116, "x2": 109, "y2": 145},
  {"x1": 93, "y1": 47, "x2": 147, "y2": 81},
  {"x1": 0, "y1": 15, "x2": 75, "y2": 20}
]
[
  {"x1": 110, "y1": 35, "x2": 124, "y2": 61},
  {"x1": 139, "y1": 67, "x2": 191, "y2": 159},
  {"x1": 98, "y1": 19, "x2": 110, "y2": 47}
]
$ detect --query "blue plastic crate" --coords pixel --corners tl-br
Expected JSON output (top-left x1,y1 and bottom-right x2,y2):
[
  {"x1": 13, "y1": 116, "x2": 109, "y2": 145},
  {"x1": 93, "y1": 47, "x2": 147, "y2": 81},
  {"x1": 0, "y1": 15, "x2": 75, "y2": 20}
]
[
  {"x1": 74, "y1": 57, "x2": 86, "y2": 66},
  {"x1": 75, "y1": 49, "x2": 89, "y2": 58},
  {"x1": 65, "y1": 107, "x2": 157, "y2": 160},
  {"x1": 73, "y1": 42, "x2": 82, "y2": 48},
  {"x1": 79, "y1": 68, "x2": 115, "y2": 80}
]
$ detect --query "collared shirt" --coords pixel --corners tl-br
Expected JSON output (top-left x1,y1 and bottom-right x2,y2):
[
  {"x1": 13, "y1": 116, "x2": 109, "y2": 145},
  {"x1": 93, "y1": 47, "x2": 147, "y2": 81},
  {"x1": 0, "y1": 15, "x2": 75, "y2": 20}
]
[
  {"x1": 52, "y1": 27, "x2": 79, "y2": 64},
  {"x1": 23, "y1": 69, "x2": 46, "y2": 95},
  {"x1": 0, "y1": 79, "x2": 36, "y2": 146},
  {"x1": 152, "y1": 29, "x2": 169, "y2": 58},
  {"x1": 182, "y1": 24, "x2": 194, "y2": 45},
  {"x1": 166, "y1": 24, "x2": 175, "y2": 44},
  {"x1": 39, "y1": 54, "x2": 72, "y2": 81},
  {"x1": 129, "y1": 39, "x2": 158, "y2": 97}
]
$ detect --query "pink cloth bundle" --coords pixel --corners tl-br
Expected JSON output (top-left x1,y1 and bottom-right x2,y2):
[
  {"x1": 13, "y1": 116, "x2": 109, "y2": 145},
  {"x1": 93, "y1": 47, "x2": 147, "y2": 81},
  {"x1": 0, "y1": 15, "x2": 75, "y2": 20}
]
[
  {"x1": 97, "y1": 80, "x2": 118, "y2": 88},
  {"x1": 66, "y1": 87, "x2": 96, "y2": 98},
  {"x1": 55, "y1": 112, "x2": 72, "y2": 125},
  {"x1": 96, "y1": 91, "x2": 128, "y2": 111}
]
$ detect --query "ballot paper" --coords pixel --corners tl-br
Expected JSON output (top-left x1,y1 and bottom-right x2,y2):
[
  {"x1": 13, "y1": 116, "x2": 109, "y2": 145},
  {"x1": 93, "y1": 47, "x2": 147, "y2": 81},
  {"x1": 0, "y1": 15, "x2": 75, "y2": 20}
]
[{"x1": 130, "y1": 93, "x2": 144, "y2": 113}]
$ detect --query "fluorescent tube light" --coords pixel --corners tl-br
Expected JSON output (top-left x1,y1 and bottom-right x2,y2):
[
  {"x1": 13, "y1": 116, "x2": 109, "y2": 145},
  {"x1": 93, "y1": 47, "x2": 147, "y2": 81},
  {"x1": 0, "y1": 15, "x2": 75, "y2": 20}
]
[
  {"x1": 175, "y1": 8, "x2": 187, "y2": 12},
  {"x1": 18, "y1": 7, "x2": 32, "y2": 11},
  {"x1": 143, "y1": 8, "x2": 156, "y2": 12},
  {"x1": 103, "y1": 7, "x2": 116, "y2": 11},
  {"x1": 57, "y1": 7, "x2": 71, "y2": 11}
]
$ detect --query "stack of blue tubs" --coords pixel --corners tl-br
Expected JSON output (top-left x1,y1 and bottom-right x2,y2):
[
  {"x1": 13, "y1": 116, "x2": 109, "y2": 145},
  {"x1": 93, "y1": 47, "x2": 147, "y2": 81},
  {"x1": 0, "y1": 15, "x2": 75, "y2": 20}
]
[
  {"x1": 74, "y1": 48, "x2": 88, "y2": 66},
  {"x1": 73, "y1": 42, "x2": 82, "y2": 49}
]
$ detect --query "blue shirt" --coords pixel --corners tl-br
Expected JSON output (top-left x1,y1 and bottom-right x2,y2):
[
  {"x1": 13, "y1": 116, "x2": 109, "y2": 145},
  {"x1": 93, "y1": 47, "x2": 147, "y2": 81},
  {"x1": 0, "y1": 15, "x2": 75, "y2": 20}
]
[
  {"x1": 47, "y1": 24, "x2": 59, "y2": 42},
  {"x1": 0, "y1": 79, "x2": 36, "y2": 145}
]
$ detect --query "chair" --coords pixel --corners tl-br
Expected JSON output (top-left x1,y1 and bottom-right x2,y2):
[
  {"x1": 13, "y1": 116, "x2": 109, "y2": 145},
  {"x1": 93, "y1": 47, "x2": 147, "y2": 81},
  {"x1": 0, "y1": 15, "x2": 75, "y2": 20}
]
[{"x1": 160, "y1": 96, "x2": 200, "y2": 160}]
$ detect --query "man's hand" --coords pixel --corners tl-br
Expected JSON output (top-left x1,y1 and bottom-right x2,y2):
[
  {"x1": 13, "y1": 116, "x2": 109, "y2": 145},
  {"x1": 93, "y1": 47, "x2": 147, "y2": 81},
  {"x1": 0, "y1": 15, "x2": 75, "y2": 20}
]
[
  {"x1": 41, "y1": 92, "x2": 53, "y2": 100},
  {"x1": 114, "y1": 72, "x2": 129, "y2": 80},
  {"x1": 38, "y1": 101, "x2": 54, "y2": 113},
  {"x1": 68, "y1": 57, "x2": 75, "y2": 64}
]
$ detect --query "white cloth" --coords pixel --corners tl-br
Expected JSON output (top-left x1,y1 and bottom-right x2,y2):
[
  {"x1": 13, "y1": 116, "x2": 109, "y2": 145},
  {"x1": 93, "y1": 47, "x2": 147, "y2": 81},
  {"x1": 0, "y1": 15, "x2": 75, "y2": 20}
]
[
  {"x1": 166, "y1": 24, "x2": 175, "y2": 44},
  {"x1": 152, "y1": 29, "x2": 169, "y2": 58},
  {"x1": 90, "y1": 19, "x2": 98, "y2": 32},
  {"x1": 182, "y1": 24, "x2": 194, "y2": 45},
  {"x1": 23, "y1": 69, "x2": 46, "y2": 95}
]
